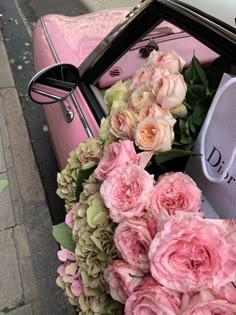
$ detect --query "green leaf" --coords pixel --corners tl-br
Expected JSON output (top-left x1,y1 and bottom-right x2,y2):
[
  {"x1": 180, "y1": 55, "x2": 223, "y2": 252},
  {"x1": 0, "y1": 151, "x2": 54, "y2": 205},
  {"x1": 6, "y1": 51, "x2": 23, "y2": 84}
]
[
  {"x1": 206, "y1": 56, "x2": 231, "y2": 90},
  {"x1": 52, "y1": 223, "x2": 75, "y2": 251},
  {"x1": 0, "y1": 180, "x2": 9, "y2": 193},
  {"x1": 184, "y1": 56, "x2": 208, "y2": 92},
  {"x1": 102, "y1": 296, "x2": 124, "y2": 315},
  {"x1": 155, "y1": 149, "x2": 200, "y2": 165},
  {"x1": 193, "y1": 56, "x2": 208, "y2": 92},
  {"x1": 75, "y1": 165, "x2": 97, "y2": 201},
  {"x1": 186, "y1": 85, "x2": 205, "y2": 104}
]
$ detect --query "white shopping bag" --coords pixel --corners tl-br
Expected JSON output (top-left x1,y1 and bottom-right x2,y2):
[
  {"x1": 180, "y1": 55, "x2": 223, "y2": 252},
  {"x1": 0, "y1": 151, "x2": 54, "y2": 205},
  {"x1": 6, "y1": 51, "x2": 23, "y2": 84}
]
[{"x1": 186, "y1": 73, "x2": 236, "y2": 219}]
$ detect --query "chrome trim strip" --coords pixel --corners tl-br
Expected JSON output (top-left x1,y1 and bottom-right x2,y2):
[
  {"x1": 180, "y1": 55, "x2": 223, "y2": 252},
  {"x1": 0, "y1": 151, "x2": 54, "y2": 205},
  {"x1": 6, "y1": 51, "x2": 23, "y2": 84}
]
[
  {"x1": 31, "y1": 88, "x2": 61, "y2": 100},
  {"x1": 40, "y1": 17, "x2": 75, "y2": 123},
  {"x1": 40, "y1": 17, "x2": 60, "y2": 63},
  {"x1": 70, "y1": 93, "x2": 93, "y2": 138}
]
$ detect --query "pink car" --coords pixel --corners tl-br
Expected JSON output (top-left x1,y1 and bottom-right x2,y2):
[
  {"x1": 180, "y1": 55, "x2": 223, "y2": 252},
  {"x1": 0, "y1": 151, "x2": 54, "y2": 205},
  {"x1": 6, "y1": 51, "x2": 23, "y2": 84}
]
[{"x1": 28, "y1": 0, "x2": 236, "y2": 170}]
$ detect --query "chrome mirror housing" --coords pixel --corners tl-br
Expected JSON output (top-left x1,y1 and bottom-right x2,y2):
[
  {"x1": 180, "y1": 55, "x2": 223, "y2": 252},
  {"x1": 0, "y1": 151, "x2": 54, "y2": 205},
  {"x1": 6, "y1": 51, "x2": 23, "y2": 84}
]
[{"x1": 28, "y1": 63, "x2": 80, "y2": 105}]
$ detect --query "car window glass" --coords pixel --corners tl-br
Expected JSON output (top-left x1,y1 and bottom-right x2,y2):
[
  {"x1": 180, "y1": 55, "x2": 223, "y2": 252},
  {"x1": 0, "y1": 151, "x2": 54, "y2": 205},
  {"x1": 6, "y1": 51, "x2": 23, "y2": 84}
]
[{"x1": 91, "y1": 20, "x2": 231, "y2": 114}]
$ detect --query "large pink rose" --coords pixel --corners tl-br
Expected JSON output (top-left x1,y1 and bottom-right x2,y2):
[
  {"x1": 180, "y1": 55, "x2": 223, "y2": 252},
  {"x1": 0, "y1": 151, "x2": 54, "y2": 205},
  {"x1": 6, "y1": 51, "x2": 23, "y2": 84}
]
[
  {"x1": 150, "y1": 172, "x2": 202, "y2": 218},
  {"x1": 147, "y1": 50, "x2": 186, "y2": 73},
  {"x1": 104, "y1": 260, "x2": 144, "y2": 304},
  {"x1": 213, "y1": 282, "x2": 236, "y2": 303},
  {"x1": 181, "y1": 286, "x2": 236, "y2": 314},
  {"x1": 114, "y1": 217, "x2": 157, "y2": 272},
  {"x1": 153, "y1": 73, "x2": 187, "y2": 110},
  {"x1": 100, "y1": 164, "x2": 154, "y2": 223},
  {"x1": 134, "y1": 115, "x2": 176, "y2": 152},
  {"x1": 149, "y1": 213, "x2": 236, "y2": 292},
  {"x1": 94, "y1": 140, "x2": 137, "y2": 180},
  {"x1": 125, "y1": 275, "x2": 181, "y2": 315}
]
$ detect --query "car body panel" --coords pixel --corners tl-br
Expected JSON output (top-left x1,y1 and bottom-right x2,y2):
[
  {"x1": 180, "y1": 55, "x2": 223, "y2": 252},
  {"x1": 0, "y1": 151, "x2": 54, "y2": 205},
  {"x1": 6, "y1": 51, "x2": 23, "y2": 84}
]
[{"x1": 32, "y1": 8, "x2": 130, "y2": 169}]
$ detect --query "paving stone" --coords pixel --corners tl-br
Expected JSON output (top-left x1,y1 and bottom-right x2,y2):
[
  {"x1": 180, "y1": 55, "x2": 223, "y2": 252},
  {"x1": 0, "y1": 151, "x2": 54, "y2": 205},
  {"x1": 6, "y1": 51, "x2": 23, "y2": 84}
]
[
  {"x1": 0, "y1": 173, "x2": 15, "y2": 231},
  {"x1": 0, "y1": 88, "x2": 45, "y2": 203},
  {"x1": 0, "y1": 229, "x2": 22, "y2": 309},
  {"x1": 24, "y1": 201, "x2": 76, "y2": 315},
  {"x1": 0, "y1": 41, "x2": 14, "y2": 88},
  {"x1": 8, "y1": 304, "x2": 32, "y2": 315},
  {"x1": 18, "y1": 257, "x2": 39, "y2": 304},
  {"x1": 7, "y1": 167, "x2": 24, "y2": 225},
  {"x1": 14, "y1": 225, "x2": 31, "y2": 258}
]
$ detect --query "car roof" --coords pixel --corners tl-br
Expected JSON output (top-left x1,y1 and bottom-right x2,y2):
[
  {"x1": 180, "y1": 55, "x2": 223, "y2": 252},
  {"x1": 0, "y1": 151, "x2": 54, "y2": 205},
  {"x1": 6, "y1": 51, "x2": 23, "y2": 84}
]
[{"x1": 174, "y1": 0, "x2": 236, "y2": 28}]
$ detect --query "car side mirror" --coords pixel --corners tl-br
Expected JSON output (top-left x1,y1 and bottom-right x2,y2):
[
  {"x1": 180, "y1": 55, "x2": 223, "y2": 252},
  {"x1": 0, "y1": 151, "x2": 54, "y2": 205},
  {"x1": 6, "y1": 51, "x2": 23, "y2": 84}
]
[{"x1": 28, "y1": 63, "x2": 80, "y2": 104}]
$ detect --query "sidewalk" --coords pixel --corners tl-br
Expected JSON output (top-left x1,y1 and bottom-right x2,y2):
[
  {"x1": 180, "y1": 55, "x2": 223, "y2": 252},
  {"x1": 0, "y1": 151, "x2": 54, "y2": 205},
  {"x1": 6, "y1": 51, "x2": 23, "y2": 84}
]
[{"x1": 0, "y1": 31, "x2": 75, "y2": 314}]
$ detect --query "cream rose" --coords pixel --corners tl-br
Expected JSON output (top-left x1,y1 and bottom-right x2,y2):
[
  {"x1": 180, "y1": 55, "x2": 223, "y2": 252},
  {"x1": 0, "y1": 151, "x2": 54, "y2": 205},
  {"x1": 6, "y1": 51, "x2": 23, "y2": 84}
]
[
  {"x1": 128, "y1": 84, "x2": 156, "y2": 114},
  {"x1": 139, "y1": 103, "x2": 167, "y2": 120},
  {"x1": 134, "y1": 115, "x2": 176, "y2": 152},
  {"x1": 131, "y1": 66, "x2": 155, "y2": 89},
  {"x1": 147, "y1": 50, "x2": 186, "y2": 73},
  {"x1": 153, "y1": 73, "x2": 187, "y2": 110},
  {"x1": 109, "y1": 107, "x2": 138, "y2": 140}
]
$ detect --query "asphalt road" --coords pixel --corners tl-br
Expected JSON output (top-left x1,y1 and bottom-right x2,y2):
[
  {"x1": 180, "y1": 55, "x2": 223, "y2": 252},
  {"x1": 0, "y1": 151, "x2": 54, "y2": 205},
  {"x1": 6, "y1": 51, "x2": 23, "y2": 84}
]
[{"x1": 0, "y1": 0, "x2": 138, "y2": 224}]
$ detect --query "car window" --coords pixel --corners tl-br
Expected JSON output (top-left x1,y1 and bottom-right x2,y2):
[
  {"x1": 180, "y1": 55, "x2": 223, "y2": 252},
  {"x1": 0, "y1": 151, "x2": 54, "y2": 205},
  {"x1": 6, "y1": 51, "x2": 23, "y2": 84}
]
[{"x1": 91, "y1": 20, "x2": 224, "y2": 114}]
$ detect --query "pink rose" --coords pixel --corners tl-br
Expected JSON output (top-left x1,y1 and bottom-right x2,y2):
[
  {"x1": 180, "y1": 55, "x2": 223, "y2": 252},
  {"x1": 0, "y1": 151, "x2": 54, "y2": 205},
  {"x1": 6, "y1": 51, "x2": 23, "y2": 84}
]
[
  {"x1": 114, "y1": 217, "x2": 157, "y2": 272},
  {"x1": 147, "y1": 50, "x2": 186, "y2": 73},
  {"x1": 109, "y1": 108, "x2": 138, "y2": 140},
  {"x1": 149, "y1": 213, "x2": 236, "y2": 292},
  {"x1": 181, "y1": 286, "x2": 236, "y2": 314},
  {"x1": 131, "y1": 66, "x2": 155, "y2": 89},
  {"x1": 134, "y1": 115, "x2": 175, "y2": 152},
  {"x1": 153, "y1": 73, "x2": 187, "y2": 110},
  {"x1": 100, "y1": 164, "x2": 154, "y2": 223},
  {"x1": 150, "y1": 172, "x2": 202, "y2": 218},
  {"x1": 213, "y1": 282, "x2": 236, "y2": 304},
  {"x1": 104, "y1": 260, "x2": 144, "y2": 304},
  {"x1": 94, "y1": 140, "x2": 137, "y2": 180},
  {"x1": 125, "y1": 275, "x2": 181, "y2": 315},
  {"x1": 128, "y1": 84, "x2": 156, "y2": 114}
]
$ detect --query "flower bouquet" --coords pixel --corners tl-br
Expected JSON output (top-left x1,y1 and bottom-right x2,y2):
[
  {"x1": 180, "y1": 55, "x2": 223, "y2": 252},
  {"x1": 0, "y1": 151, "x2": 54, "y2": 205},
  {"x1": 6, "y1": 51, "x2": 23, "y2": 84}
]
[{"x1": 54, "y1": 50, "x2": 236, "y2": 314}]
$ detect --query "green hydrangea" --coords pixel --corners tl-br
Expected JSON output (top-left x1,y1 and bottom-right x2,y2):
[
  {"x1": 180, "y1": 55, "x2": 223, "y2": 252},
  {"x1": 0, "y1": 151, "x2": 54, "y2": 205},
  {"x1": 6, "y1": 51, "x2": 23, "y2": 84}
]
[
  {"x1": 72, "y1": 175, "x2": 118, "y2": 315},
  {"x1": 56, "y1": 139, "x2": 103, "y2": 211}
]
